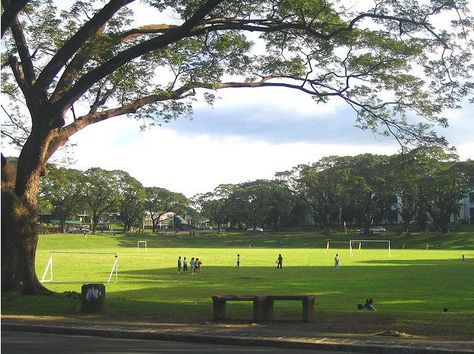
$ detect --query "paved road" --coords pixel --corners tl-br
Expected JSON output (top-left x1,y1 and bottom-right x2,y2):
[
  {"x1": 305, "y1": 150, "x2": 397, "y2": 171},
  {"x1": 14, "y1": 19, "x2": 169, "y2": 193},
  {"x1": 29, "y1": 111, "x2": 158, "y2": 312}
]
[{"x1": 2, "y1": 331, "x2": 364, "y2": 354}]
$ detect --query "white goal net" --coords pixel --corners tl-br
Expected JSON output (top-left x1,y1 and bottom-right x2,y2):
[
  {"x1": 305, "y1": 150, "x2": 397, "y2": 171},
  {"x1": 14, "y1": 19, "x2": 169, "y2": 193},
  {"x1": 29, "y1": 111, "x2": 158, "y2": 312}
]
[
  {"x1": 40, "y1": 251, "x2": 119, "y2": 284},
  {"x1": 325, "y1": 241, "x2": 350, "y2": 254},
  {"x1": 349, "y1": 240, "x2": 392, "y2": 257}
]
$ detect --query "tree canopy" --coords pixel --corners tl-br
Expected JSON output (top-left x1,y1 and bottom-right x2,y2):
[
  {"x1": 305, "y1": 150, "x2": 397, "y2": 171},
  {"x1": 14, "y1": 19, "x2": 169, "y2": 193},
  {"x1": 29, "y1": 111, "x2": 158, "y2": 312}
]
[{"x1": 2, "y1": 0, "x2": 473, "y2": 158}]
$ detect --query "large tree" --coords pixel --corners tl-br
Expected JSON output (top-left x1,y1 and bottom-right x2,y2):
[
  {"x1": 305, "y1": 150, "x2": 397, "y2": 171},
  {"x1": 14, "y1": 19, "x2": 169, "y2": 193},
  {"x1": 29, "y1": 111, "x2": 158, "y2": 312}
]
[
  {"x1": 337, "y1": 154, "x2": 391, "y2": 234},
  {"x1": 1, "y1": 0, "x2": 473, "y2": 293},
  {"x1": 39, "y1": 166, "x2": 85, "y2": 233},
  {"x1": 278, "y1": 158, "x2": 343, "y2": 234},
  {"x1": 82, "y1": 167, "x2": 120, "y2": 233},
  {"x1": 115, "y1": 170, "x2": 145, "y2": 232},
  {"x1": 416, "y1": 147, "x2": 470, "y2": 232},
  {"x1": 196, "y1": 187, "x2": 230, "y2": 232},
  {"x1": 144, "y1": 186, "x2": 187, "y2": 232}
]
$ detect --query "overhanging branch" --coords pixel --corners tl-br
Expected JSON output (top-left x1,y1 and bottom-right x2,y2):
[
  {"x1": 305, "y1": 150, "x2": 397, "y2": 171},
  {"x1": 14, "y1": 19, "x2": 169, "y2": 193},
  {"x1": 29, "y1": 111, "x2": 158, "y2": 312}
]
[{"x1": 34, "y1": 0, "x2": 135, "y2": 94}]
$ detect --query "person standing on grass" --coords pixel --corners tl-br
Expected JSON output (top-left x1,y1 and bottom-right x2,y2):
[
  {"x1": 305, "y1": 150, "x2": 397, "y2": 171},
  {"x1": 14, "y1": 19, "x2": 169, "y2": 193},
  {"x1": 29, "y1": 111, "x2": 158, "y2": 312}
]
[
  {"x1": 196, "y1": 258, "x2": 202, "y2": 273},
  {"x1": 190, "y1": 257, "x2": 195, "y2": 275},
  {"x1": 236, "y1": 254, "x2": 240, "y2": 268},
  {"x1": 334, "y1": 254, "x2": 339, "y2": 269},
  {"x1": 183, "y1": 257, "x2": 188, "y2": 273},
  {"x1": 177, "y1": 256, "x2": 182, "y2": 273},
  {"x1": 276, "y1": 254, "x2": 283, "y2": 268}
]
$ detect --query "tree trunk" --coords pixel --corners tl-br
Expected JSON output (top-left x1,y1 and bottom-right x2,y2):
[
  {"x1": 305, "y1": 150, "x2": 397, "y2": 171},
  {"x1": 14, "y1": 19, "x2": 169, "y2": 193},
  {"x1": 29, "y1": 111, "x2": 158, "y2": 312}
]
[
  {"x1": 92, "y1": 214, "x2": 99, "y2": 233},
  {"x1": 1, "y1": 157, "x2": 50, "y2": 294},
  {"x1": 323, "y1": 212, "x2": 331, "y2": 235},
  {"x1": 439, "y1": 216, "x2": 450, "y2": 233},
  {"x1": 363, "y1": 217, "x2": 370, "y2": 235},
  {"x1": 60, "y1": 219, "x2": 66, "y2": 233},
  {"x1": 403, "y1": 221, "x2": 410, "y2": 234}
]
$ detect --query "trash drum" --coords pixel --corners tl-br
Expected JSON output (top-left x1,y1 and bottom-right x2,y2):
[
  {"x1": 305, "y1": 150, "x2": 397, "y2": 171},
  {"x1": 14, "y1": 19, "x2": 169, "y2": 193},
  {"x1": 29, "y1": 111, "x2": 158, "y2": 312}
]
[{"x1": 81, "y1": 284, "x2": 105, "y2": 313}]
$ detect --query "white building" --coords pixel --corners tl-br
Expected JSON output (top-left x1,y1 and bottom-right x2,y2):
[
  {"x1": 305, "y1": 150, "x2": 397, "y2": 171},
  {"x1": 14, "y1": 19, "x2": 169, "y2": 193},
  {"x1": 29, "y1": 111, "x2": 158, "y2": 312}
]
[
  {"x1": 456, "y1": 190, "x2": 474, "y2": 223},
  {"x1": 143, "y1": 211, "x2": 189, "y2": 229}
]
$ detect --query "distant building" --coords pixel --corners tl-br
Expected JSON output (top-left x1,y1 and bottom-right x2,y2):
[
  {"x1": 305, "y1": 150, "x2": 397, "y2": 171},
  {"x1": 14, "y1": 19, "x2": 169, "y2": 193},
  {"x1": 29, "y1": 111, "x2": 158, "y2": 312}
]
[
  {"x1": 143, "y1": 211, "x2": 189, "y2": 229},
  {"x1": 455, "y1": 189, "x2": 474, "y2": 223}
]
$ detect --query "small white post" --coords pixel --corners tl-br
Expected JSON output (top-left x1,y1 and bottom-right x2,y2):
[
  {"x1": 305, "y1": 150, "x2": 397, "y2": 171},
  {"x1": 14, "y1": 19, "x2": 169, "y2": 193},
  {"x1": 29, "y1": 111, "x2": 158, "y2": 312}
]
[
  {"x1": 326, "y1": 241, "x2": 330, "y2": 254},
  {"x1": 41, "y1": 254, "x2": 53, "y2": 283},
  {"x1": 388, "y1": 241, "x2": 392, "y2": 257},
  {"x1": 107, "y1": 255, "x2": 119, "y2": 284},
  {"x1": 349, "y1": 241, "x2": 353, "y2": 256}
]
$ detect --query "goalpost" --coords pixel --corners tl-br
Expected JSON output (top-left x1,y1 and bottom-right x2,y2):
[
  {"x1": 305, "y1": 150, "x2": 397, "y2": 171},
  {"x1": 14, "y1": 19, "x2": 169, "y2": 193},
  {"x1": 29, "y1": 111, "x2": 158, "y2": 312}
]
[
  {"x1": 137, "y1": 240, "x2": 147, "y2": 250},
  {"x1": 349, "y1": 240, "x2": 391, "y2": 257},
  {"x1": 40, "y1": 251, "x2": 119, "y2": 284},
  {"x1": 325, "y1": 241, "x2": 350, "y2": 254}
]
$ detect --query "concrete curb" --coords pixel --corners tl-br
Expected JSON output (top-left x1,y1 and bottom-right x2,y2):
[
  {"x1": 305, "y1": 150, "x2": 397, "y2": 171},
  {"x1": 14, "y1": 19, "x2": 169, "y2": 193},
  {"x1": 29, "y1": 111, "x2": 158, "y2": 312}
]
[{"x1": 3, "y1": 322, "x2": 473, "y2": 354}]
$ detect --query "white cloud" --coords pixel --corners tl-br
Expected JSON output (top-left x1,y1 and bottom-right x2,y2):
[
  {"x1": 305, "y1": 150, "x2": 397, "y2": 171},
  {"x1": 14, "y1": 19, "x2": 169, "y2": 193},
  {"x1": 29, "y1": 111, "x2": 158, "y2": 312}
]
[
  {"x1": 69, "y1": 116, "x2": 400, "y2": 197},
  {"x1": 198, "y1": 86, "x2": 343, "y2": 119}
]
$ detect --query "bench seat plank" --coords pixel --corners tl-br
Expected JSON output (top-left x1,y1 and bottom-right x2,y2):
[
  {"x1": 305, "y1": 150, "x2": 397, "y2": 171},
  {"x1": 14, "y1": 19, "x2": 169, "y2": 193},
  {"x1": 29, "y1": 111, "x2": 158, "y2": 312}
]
[
  {"x1": 267, "y1": 295, "x2": 315, "y2": 300},
  {"x1": 212, "y1": 295, "x2": 261, "y2": 301}
]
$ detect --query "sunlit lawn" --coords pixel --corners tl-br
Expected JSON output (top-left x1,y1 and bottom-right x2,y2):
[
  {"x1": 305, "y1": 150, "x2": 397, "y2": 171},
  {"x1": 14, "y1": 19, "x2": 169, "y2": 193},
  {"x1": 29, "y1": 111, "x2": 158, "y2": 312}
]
[{"x1": 3, "y1": 230, "x2": 474, "y2": 337}]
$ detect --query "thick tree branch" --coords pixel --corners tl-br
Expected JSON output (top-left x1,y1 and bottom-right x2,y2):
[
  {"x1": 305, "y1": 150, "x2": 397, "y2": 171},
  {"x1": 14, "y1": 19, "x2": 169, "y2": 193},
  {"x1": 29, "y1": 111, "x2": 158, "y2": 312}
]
[
  {"x1": 34, "y1": 0, "x2": 135, "y2": 94},
  {"x1": 54, "y1": 85, "x2": 197, "y2": 145},
  {"x1": 7, "y1": 55, "x2": 28, "y2": 94},
  {"x1": 51, "y1": 25, "x2": 107, "y2": 102},
  {"x1": 54, "y1": 0, "x2": 225, "y2": 113},
  {"x1": 9, "y1": 17, "x2": 36, "y2": 87},
  {"x1": 1, "y1": 0, "x2": 29, "y2": 37}
]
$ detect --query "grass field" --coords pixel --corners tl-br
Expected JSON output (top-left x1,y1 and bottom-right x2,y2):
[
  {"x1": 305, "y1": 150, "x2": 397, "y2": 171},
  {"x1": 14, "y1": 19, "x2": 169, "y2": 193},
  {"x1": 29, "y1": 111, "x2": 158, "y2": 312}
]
[{"x1": 2, "y1": 230, "x2": 474, "y2": 338}]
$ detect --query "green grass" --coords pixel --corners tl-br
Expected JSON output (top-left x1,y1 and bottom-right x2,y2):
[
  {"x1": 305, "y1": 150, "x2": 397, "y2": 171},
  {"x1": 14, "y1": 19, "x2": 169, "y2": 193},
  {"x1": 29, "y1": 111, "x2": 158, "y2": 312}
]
[{"x1": 2, "y1": 230, "x2": 474, "y2": 338}]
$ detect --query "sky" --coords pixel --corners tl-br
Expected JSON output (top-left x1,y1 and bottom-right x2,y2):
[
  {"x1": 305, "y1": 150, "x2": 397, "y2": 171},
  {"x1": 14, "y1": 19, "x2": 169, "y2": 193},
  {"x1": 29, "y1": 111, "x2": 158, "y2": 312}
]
[
  {"x1": 67, "y1": 86, "x2": 474, "y2": 198},
  {"x1": 4, "y1": 1, "x2": 474, "y2": 198}
]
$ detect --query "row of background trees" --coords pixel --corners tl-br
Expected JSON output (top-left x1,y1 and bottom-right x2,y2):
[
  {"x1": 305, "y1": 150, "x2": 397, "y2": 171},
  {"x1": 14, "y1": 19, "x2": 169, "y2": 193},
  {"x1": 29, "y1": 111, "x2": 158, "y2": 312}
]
[
  {"x1": 33, "y1": 146, "x2": 474, "y2": 236},
  {"x1": 39, "y1": 165, "x2": 188, "y2": 233},
  {"x1": 198, "y1": 147, "x2": 473, "y2": 234}
]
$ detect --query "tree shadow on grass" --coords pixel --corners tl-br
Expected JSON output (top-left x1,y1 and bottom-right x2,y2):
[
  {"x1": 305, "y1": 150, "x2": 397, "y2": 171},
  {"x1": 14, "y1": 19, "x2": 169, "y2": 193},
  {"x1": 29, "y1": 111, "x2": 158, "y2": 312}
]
[{"x1": 4, "y1": 262, "x2": 474, "y2": 337}]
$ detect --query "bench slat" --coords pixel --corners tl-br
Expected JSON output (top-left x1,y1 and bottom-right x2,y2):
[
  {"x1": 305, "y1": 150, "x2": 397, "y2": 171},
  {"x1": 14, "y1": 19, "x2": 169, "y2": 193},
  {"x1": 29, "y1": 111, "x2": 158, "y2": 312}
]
[
  {"x1": 212, "y1": 295, "x2": 262, "y2": 301},
  {"x1": 267, "y1": 295, "x2": 315, "y2": 300}
]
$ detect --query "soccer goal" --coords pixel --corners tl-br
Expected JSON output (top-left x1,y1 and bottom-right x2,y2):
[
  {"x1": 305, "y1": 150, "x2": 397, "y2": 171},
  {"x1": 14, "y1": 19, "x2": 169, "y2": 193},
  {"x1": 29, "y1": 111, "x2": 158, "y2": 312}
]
[
  {"x1": 40, "y1": 251, "x2": 119, "y2": 284},
  {"x1": 349, "y1": 240, "x2": 391, "y2": 257},
  {"x1": 137, "y1": 240, "x2": 147, "y2": 250},
  {"x1": 325, "y1": 241, "x2": 350, "y2": 254}
]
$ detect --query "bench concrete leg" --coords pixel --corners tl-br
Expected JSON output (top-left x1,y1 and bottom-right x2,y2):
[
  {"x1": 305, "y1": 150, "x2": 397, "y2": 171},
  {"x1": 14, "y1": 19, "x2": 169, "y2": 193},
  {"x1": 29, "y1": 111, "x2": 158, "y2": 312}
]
[
  {"x1": 263, "y1": 299, "x2": 274, "y2": 321},
  {"x1": 213, "y1": 300, "x2": 226, "y2": 320},
  {"x1": 302, "y1": 298, "x2": 315, "y2": 322},
  {"x1": 253, "y1": 297, "x2": 272, "y2": 322},
  {"x1": 252, "y1": 299, "x2": 264, "y2": 322}
]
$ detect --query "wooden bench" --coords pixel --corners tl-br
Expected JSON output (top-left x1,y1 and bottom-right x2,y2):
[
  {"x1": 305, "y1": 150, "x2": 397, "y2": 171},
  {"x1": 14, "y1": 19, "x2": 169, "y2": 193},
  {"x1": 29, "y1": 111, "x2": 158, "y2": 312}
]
[{"x1": 212, "y1": 295, "x2": 315, "y2": 322}]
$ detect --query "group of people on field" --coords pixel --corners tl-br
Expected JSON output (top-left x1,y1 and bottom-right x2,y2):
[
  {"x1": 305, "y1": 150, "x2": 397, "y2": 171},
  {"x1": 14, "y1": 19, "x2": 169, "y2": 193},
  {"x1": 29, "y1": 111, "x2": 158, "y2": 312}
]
[
  {"x1": 237, "y1": 253, "x2": 284, "y2": 268},
  {"x1": 176, "y1": 253, "x2": 341, "y2": 273},
  {"x1": 177, "y1": 256, "x2": 202, "y2": 275}
]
